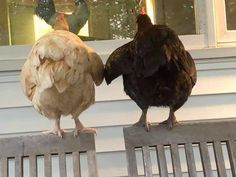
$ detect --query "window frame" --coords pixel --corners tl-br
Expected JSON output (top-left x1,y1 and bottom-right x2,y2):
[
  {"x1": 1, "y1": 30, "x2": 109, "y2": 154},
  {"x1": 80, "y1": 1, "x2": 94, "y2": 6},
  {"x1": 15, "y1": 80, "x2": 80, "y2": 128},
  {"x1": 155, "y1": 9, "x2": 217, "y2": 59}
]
[{"x1": 215, "y1": 0, "x2": 236, "y2": 46}]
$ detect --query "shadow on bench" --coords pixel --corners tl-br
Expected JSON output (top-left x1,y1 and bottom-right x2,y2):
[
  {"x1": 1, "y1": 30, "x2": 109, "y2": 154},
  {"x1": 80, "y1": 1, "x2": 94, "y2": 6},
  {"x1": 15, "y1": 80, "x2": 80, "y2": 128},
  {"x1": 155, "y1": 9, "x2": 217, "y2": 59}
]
[
  {"x1": 0, "y1": 132, "x2": 98, "y2": 177},
  {"x1": 123, "y1": 118, "x2": 236, "y2": 177}
]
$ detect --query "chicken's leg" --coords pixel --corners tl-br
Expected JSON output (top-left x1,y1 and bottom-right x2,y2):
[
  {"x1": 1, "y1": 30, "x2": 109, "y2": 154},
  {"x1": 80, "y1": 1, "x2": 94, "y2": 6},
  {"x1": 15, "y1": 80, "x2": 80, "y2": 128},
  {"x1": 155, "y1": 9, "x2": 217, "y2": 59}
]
[
  {"x1": 133, "y1": 109, "x2": 151, "y2": 131},
  {"x1": 43, "y1": 118, "x2": 64, "y2": 137},
  {"x1": 160, "y1": 107, "x2": 178, "y2": 129},
  {"x1": 73, "y1": 118, "x2": 96, "y2": 138}
]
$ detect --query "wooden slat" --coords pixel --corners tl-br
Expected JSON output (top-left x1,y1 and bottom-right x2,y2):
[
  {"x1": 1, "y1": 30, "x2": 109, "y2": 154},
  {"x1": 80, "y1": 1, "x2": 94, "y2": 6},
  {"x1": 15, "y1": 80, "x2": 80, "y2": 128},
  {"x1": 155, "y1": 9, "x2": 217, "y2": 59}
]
[
  {"x1": 72, "y1": 152, "x2": 81, "y2": 177},
  {"x1": 44, "y1": 154, "x2": 52, "y2": 177},
  {"x1": 142, "y1": 146, "x2": 153, "y2": 177},
  {"x1": 227, "y1": 140, "x2": 236, "y2": 177},
  {"x1": 59, "y1": 153, "x2": 67, "y2": 177},
  {"x1": 199, "y1": 142, "x2": 213, "y2": 177},
  {"x1": 29, "y1": 155, "x2": 37, "y2": 177},
  {"x1": 0, "y1": 157, "x2": 8, "y2": 177},
  {"x1": 23, "y1": 133, "x2": 95, "y2": 155},
  {"x1": 213, "y1": 141, "x2": 227, "y2": 177},
  {"x1": 171, "y1": 144, "x2": 182, "y2": 177},
  {"x1": 87, "y1": 150, "x2": 98, "y2": 177},
  {"x1": 156, "y1": 145, "x2": 168, "y2": 177},
  {"x1": 126, "y1": 148, "x2": 138, "y2": 177},
  {"x1": 123, "y1": 119, "x2": 236, "y2": 147},
  {"x1": 15, "y1": 156, "x2": 23, "y2": 177},
  {"x1": 185, "y1": 143, "x2": 197, "y2": 177}
]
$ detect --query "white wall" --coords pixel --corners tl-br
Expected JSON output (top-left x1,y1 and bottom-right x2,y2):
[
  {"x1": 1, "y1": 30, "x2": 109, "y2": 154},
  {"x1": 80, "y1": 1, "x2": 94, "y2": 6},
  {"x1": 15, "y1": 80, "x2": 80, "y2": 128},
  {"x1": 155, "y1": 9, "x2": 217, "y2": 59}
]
[{"x1": 0, "y1": 43, "x2": 236, "y2": 177}]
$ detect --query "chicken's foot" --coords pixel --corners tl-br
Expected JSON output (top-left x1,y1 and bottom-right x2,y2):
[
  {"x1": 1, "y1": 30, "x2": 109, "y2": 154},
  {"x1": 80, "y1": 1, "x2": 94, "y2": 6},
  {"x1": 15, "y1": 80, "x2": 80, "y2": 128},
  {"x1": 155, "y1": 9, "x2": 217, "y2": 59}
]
[
  {"x1": 73, "y1": 118, "x2": 97, "y2": 138},
  {"x1": 160, "y1": 108, "x2": 178, "y2": 129},
  {"x1": 43, "y1": 118, "x2": 64, "y2": 138},
  {"x1": 133, "y1": 109, "x2": 151, "y2": 131}
]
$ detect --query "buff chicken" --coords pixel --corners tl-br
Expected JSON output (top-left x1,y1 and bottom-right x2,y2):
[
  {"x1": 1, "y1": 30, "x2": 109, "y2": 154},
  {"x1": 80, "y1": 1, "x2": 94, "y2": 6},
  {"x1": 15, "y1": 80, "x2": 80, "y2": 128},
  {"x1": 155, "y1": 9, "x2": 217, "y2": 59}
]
[
  {"x1": 104, "y1": 14, "x2": 197, "y2": 131},
  {"x1": 21, "y1": 14, "x2": 104, "y2": 137}
]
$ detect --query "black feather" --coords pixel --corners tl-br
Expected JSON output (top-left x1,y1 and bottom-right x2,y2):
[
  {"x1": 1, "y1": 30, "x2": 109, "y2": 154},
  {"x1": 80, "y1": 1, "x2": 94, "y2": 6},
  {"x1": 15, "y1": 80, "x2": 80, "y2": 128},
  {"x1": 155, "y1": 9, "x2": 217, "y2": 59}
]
[
  {"x1": 104, "y1": 41, "x2": 134, "y2": 84},
  {"x1": 35, "y1": 0, "x2": 56, "y2": 23}
]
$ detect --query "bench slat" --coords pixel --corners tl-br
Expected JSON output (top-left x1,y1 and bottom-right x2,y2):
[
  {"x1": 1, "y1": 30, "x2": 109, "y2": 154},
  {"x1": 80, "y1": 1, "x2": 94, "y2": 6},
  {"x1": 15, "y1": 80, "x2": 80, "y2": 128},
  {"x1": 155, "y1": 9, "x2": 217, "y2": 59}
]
[
  {"x1": 0, "y1": 157, "x2": 8, "y2": 177},
  {"x1": 156, "y1": 145, "x2": 168, "y2": 177},
  {"x1": 199, "y1": 142, "x2": 213, "y2": 177},
  {"x1": 185, "y1": 143, "x2": 197, "y2": 177},
  {"x1": 44, "y1": 154, "x2": 52, "y2": 177},
  {"x1": 29, "y1": 155, "x2": 37, "y2": 177},
  {"x1": 142, "y1": 146, "x2": 153, "y2": 177},
  {"x1": 171, "y1": 144, "x2": 182, "y2": 177},
  {"x1": 227, "y1": 140, "x2": 236, "y2": 177},
  {"x1": 15, "y1": 156, "x2": 22, "y2": 177},
  {"x1": 126, "y1": 148, "x2": 138, "y2": 177},
  {"x1": 72, "y1": 152, "x2": 81, "y2": 177},
  {"x1": 213, "y1": 141, "x2": 227, "y2": 177},
  {"x1": 87, "y1": 150, "x2": 98, "y2": 177},
  {"x1": 59, "y1": 153, "x2": 67, "y2": 177}
]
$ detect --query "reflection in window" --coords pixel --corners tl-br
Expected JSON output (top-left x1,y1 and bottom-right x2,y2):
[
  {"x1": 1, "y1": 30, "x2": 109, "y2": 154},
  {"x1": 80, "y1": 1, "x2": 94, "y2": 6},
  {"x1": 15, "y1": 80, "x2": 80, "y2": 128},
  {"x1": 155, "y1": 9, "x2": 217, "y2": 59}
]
[
  {"x1": 225, "y1": 0, "x2": 236, "y2": 30},
  {"x1": 0, "y1": 0, "x2": 196, "y2": 46},
  {"x1": 0, "y1": 0, "x2": 143, "y2": 46},
  {"x1": 155, "y1": 0, "x2": 196, "y2": 35}
]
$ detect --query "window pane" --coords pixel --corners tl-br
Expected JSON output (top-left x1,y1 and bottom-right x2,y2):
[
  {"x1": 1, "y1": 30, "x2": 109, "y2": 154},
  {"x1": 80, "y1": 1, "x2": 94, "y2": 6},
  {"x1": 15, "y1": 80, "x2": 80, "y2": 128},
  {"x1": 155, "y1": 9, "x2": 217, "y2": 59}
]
[
  {"x1": 225, "y1": 0, "x2": 236, "y2": 30},
  {"x1": 0, "y1": 0, "x2": 143, "y2": 46},
  {"x1": 155, "y1": 0, "x2": 196, "y2": 35}
]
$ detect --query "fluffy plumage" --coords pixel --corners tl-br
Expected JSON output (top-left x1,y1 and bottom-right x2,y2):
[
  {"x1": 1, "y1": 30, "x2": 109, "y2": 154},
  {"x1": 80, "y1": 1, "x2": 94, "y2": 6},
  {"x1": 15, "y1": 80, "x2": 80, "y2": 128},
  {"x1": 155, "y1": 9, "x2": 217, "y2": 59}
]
[
  {"x1": 21, "y1": 30, "x2": 104, "y2": 137},
  {"x1": 104, "y1": 14, "x2": 197, "y2": 131}
]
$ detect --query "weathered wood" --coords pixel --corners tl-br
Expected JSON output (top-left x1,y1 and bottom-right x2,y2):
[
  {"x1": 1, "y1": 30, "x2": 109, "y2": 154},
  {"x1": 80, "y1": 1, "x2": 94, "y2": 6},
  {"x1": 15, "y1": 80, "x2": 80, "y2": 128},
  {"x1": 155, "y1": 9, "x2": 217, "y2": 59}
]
[
  {"x1": 87, "y1": 150, "x2": 99, "y2": 177},
  {"x1": 23, "y1": 133, "x2": 95, "y2": 155},
  {"x1": 0, "y1": 138, "x2": 23, "y2": 157},
  {"x1": 123, "y1": 119, "x2": 236, "y2": 177},
  {"x1": 142, "y1": 146, "x2": 153, "y2": 177},
  {"x1": 171, "y1": 144, "x2": 182, "y2": 177},
  {"x1": 123, "y1": 119, "x2": 236, "y2": 148},
  {"x1": 227, "y1": 140, "x2": 236, "y2": 177},
  {"x1": 156, "y1": 145, "x2": 168, "y2": 177},
  {"x1": 0, "y1": 132, "x2": 97, "y2": 177},
  {"x1": 29, "y1": 155, "x2": 37, "y2": 177},
  {"x1": 15, "y1": 156, "x2": 23, "y2": 177},
  {"x1": 185, "y1": 143, "x2": 197, "y2": 177},
  {"x1": 213, "y1": 141, "x2": 227, "y2": 177},
  {"x1": 59, "y1": 153, "x2": 67, "y2": 177},
  {"x1": 0, "y1": 157, "x2": 8, "y2": 177},
  {"x1": 44, "y1": 154, "x2": 52, "y2": 177},
  {"x1": 199, "y1": 142, "x2": 213, "y2": 177},
  {"x1": 126, "y1": 148, "x2": 138, "y2": 177},
  {"x1": 72, "y1": 152, "x2": 81, "y2": 177}
]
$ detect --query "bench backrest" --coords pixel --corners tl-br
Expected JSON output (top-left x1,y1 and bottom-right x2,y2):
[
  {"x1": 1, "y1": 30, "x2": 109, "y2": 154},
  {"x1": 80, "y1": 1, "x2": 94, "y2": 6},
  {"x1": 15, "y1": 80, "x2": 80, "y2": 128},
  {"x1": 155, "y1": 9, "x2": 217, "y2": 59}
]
[
  {"x1": 0, "y1": 132, "x2": 98, "y2": 177},
  {"x1": 123, "y1": 118, "x2": 236, "y2": 177}
]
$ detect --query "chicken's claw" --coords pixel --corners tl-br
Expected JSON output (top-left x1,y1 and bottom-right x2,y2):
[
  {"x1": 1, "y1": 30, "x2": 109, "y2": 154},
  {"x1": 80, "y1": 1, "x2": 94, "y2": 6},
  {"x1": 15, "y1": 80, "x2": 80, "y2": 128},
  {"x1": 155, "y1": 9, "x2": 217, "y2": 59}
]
[
  {"x1": 73, "y1": 127, "x2": 97, "y2": 138},
  {"x1": 133, "y1": 121, "x2": 151, "y2": 132},
  {"x1": 43, "y1": 128, "x2": 64, "y2": 138},
  {"x1": 160, "y1": 117, "x2": 178, "y2": 129}
]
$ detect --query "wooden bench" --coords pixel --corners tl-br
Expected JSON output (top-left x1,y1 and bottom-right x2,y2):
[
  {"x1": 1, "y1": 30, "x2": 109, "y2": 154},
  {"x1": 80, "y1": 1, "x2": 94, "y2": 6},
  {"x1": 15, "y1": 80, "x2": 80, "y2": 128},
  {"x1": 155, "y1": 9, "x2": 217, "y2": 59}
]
[
  {"x1": 123, "y1": 118, "x2": 236, "y2": 177},
  {"x1": 0, "y1": 132, "x2": 98, "y2": 177}
]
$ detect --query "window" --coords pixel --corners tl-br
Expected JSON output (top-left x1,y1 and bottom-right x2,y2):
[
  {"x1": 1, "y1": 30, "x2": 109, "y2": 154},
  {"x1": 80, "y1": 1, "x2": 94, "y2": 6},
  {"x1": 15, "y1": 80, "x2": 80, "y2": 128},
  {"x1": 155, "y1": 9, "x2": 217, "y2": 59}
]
[
  {"x1": 155, "y1": 0, "x2": 196, "y2": 35},
  {"x1": 215, "y1": 0, "x2": 236, "y2": 45},
  {"x1": 1, "y1": 0, "x2": 236, "y2": 49},
  {"x1": 0, "y1": 0, "x2": 145, "y2": 46},
  {"x1": 225, "y1": 0, "x2": 236, "y2": 30}
]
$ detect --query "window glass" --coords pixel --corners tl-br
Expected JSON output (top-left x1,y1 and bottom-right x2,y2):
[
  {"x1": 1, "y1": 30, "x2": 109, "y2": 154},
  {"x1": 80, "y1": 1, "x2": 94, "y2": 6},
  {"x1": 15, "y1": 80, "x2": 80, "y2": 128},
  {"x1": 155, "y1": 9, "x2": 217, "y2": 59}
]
[
  {"x1": 0, "y1": 0, "x2": 143, "y2": 46},
  {"x1": 0, "y1": 0, "x2": 196, "y2": 46},
  {"x1": 225, "y1": 0, "x2": 236, "y2": 30},
  {"x1": 155, "y1": 0, "x2": 196, "y2": 35}
]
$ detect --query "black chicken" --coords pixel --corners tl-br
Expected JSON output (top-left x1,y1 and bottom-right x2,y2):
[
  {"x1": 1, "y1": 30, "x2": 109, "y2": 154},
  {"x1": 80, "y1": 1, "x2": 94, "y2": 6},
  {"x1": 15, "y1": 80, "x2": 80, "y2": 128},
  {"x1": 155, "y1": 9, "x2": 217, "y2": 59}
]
[
  {"x1": 104, "y1": 14, "x2": 197, "y2": 131},
  {"x1": 35, "y1": 0, "x2": 89, "y2": 34}
]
